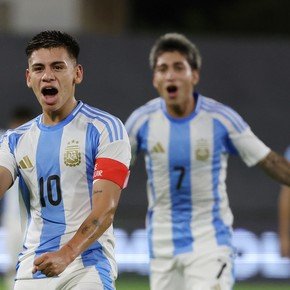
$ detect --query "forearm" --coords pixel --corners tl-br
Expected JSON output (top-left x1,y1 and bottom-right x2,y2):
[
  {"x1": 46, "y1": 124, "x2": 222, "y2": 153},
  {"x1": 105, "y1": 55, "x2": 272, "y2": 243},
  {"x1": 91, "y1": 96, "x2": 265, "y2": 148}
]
[
  {"x1": 62, "y1": 207, "x2": 116, "y2": 261},
  {"x1": 278, "y1": 186, "x2": 290, "y2": 256},
  {"x1": 258, "y1": 151, "x2": 290, "y2": 186},
  {"x1": 0, "y1": 166, "x2": 14, "y2": 199},
  {"x1": 60, "y1": 180, "x2": 121, "y2": 263},
  {"x1": 279, "y1": 187, "x2": 290, "y2": 236},
  {"x1": 32, "y1": 184, "x2": 121, "y2": 277}
]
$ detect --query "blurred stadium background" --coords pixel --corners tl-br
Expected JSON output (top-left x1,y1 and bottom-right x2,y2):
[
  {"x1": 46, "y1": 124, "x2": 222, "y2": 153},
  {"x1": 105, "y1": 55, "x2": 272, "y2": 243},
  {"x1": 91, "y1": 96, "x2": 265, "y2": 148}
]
[{"x1": 0, "y1": 0, "x2": 290, "y2": 288}]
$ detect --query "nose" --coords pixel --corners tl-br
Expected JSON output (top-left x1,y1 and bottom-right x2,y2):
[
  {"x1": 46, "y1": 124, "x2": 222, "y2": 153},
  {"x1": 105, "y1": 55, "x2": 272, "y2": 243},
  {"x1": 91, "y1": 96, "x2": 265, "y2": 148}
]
[
  {"x1": 42, "y1": 68, "x2": 55, "y2": 82},
  {"x1": 165, "y1": 70, "x2": 175, "y2": 80}
]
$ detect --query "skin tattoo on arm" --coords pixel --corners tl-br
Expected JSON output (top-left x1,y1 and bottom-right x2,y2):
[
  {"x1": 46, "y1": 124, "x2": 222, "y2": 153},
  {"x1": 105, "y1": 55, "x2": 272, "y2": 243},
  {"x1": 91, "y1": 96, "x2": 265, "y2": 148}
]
[
  {"x1": 79, "y1": 188, "x2": 103, "y2": 239},
  {"x1": 81, "y1": 219, "x2": 100, "y2": 239},
  {"x1": 94, "y1": 190, "x2": 103, "y2": 195}
]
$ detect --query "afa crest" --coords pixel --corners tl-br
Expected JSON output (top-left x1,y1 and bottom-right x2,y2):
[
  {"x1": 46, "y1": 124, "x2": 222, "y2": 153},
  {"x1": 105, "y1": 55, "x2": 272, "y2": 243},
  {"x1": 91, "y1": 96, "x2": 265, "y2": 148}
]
[
  {"x1": 195, "y1": 139, "x2": 210, "y2": 161},
  {"x1": 64, "y1": 140, "x2": 81, "y2": 167}
]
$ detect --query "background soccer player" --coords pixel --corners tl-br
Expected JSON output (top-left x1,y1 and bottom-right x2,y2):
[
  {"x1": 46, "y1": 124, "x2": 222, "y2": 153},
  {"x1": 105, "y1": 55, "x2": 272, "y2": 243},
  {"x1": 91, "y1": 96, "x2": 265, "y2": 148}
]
[
  {"x1": 0, "y1": 30, "x2": 131, "y2": 290},
  {"x1": 125, "y1": 33, "x2": 290, "y2": 290}
]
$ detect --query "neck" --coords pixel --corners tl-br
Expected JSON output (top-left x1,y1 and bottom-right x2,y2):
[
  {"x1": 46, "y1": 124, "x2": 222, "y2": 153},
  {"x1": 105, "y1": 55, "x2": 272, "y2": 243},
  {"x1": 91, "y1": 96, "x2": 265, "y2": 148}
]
[
  {"x1": 167, "y1": 96, "x2": 195, "y2": 118},
  {"x1": 42, "y1": 98, "x2": 77, "y2": 125}
]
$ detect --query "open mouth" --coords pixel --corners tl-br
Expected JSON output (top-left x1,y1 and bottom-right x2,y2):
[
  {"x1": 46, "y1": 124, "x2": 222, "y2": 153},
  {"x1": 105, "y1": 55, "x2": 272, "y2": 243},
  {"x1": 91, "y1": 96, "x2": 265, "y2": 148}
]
[
  {"x1": 41, "y1": 87, "x2": 58, "y2": 96},
  {"x1": 167, "y1": 85, "x2": 178, "y2": 93},
  {"x1": 166, "y1": 85, "x2": 178, "y2": 95}
]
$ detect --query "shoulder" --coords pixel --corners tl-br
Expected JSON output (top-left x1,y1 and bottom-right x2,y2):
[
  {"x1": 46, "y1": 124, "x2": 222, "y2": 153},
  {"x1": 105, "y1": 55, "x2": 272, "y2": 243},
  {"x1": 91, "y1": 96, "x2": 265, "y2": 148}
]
[
  {"x1": 79, "y1": 103, "x2": 124, "y2": 127},
  {"x1": 0, "y1": 116, "x2": 38, "y2": 148},
  {"x1": 199, "y1": 95, "x2": 235, "y2": 114},
  {"x1": 79, "y1": 103, "x2": 126, "y2": 141},
  {"x1": 199, "y1": 95, "x2": 248, "y2": 133},
  {"x1": 129, "y1": 97, "x2": 162, "y2": 118},
  {"x1": 80, "y1": 102, "x2": 119, "y2": 119},
  {"x1": 125, "y1": 97, "x2": 162, "y2": 133},
  {"x1": 5, "y1": 116, "x2": 38, "y2": 137}
]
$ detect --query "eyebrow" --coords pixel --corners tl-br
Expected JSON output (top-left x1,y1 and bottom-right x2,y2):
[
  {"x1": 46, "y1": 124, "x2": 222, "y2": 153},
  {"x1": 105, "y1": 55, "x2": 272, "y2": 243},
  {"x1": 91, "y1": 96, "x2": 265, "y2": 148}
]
[
  {"x1": 156, "y1": 61, "x2": 185, "y2": 67},
  {"x1": 31, "y1": 61, "x2": 66, "y2": 67}
]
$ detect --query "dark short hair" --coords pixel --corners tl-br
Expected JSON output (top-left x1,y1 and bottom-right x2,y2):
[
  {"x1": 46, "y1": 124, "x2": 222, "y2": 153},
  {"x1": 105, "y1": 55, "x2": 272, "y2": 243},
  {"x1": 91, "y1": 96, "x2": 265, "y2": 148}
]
[
  {"x1": 149, "y1": 33, "x2": 202, "y2": 71},
  {"x1": 25, "y1": 30, "x2": 80, "y2": 61}
]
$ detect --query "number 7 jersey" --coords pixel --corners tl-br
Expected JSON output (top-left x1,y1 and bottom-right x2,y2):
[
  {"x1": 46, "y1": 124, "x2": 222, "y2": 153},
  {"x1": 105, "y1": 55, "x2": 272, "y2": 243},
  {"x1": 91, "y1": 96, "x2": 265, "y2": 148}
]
[
  {"x1": 125, "y1": 94, "x2": 270, "y2": 259},
  {"x1": 0, "y1": 101, "x2": 131, "y2": 281}
]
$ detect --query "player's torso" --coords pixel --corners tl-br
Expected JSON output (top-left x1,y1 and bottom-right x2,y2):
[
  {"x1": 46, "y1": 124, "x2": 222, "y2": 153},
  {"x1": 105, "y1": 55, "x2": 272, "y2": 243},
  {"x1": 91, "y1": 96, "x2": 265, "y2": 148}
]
[
  {"x1": 141, "y1": 109, "x2": 233, "y2": 257},
  {"x1": 13, "y1": 115, "x2": 99, "y2": 274},
  {"x1": 15, "y1": 116, "x2": 94, "y2": 228},
  {"x1": 5, "y1": 103, "x2": 123, "y2": 280},
  {"x1": 143, "y1": 110, "x2": 229, "y2": 206}
]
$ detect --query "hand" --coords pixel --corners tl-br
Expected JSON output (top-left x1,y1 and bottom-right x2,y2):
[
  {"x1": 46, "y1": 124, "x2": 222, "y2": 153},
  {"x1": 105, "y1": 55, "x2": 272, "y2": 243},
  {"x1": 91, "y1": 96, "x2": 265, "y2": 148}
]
[{"x1": 32, "y1": 246, "x2": 75, "y2": 277}]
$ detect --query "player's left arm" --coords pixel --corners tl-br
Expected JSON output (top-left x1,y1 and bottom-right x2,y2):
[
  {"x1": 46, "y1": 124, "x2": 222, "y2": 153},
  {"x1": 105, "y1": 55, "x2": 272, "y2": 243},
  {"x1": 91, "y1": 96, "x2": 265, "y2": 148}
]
[
  {"x1": 33, "y1": 178, "x2": 122, "y2": 277},
  {"x1": 278, "y1": 184, "x2": 290, "y2": 257},
  {"x1": 258, "y1": 151, "x2": 290, "y2": 186}
]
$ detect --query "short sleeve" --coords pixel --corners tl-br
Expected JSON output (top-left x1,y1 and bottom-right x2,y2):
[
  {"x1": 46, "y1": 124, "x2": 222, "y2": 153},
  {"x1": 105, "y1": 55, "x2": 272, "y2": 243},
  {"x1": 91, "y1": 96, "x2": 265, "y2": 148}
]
[
  {"x1": 230, "y1": 127, "x2": 271, "y2": 167},
  {"x1": 125, "y1": 105, "x2": 152, "y2": 165},
  {"x1": 93, "y1": 118, "x2": 131, "y2": 188},
  {"x1": 0, "y1": 133, "x2": 18, "y2": 180}
]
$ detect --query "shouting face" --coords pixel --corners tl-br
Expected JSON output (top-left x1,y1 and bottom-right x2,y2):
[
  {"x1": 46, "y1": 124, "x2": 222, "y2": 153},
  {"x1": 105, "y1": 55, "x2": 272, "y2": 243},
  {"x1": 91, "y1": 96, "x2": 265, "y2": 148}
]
[
  {"x1": 26, "y1": 47, "x2": 83, "y2": 124},
  {"x1": 153, "y1": 51, "x2": 199, "y2": 117}
]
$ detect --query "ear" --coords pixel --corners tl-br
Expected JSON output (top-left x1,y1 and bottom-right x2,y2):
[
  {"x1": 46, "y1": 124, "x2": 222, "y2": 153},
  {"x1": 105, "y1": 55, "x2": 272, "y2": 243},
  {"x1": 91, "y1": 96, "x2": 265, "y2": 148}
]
[
  {"x1": 26, "y1": 69, "x2": 32, "y2": 88},
  {"x1": 152, "y1": 74, "x2": 158, "y2": 89},
  {"x1": 74, "y1": 64, "x2": 83, "y2": 84},
  {"x1": 191, "y1": 70, "x2": 200, "y2": 86}
]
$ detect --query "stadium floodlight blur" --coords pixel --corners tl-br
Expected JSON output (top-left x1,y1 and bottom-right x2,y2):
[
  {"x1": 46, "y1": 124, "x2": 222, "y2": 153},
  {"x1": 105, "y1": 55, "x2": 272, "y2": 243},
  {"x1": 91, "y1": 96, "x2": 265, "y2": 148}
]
[
  {"x1": 116, "y1": 228, "x2": 290, "y2": 280},
  {"x1": 1, "y1": 226, "x2": 288, "y2": 280},
  {"x1": 0, "y1": 228, "x2": 11, "y2": 273}
]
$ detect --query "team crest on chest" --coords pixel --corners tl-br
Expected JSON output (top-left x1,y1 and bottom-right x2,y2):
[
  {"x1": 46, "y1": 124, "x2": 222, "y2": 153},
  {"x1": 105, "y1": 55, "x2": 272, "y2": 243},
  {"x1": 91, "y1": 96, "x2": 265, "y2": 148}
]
[
  {"x1": 64, "y1": 140, "x2": 81, "y2": 167},
  {"x1": 195, "y1": 139, "x2": 210, "y2": 161}
]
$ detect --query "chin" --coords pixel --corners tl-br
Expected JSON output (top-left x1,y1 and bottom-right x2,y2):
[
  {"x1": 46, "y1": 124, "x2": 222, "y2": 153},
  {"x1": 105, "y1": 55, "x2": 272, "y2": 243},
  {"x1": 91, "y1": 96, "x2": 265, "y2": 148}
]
[{"x1": 167, "y1": 98, "x2": 179, "y2": 105}]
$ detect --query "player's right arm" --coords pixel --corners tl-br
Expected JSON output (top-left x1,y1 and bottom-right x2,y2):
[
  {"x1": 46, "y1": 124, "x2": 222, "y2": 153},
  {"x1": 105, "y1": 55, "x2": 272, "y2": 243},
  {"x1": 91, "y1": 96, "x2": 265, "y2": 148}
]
[
  {"x1": 278, "y1": 184, "x2": 290, "y2": 257},
  {"x1": 0, "y1": 132, "x2": 17, "y2": 199},
  {"x1": 125, "y1": 101, "x2": 154, "y2": 166},
  {"x1": 0, "y1": 166, "x2": 14, "y2": 199}
]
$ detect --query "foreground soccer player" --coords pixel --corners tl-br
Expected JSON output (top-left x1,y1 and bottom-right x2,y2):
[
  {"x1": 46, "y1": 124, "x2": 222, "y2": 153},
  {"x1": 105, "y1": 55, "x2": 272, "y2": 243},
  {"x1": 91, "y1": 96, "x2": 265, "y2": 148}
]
[
  {"x1": 0, "y1": 31, "x2": 131, "y2": 290},
  {"x1": 125, "y1": 33, "x2": 290, "y2": 290}
]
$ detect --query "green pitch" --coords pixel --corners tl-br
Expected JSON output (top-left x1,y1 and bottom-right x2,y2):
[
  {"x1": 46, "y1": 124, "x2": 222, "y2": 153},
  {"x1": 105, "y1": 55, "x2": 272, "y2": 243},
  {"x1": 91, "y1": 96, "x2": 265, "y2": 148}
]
[
  {"x1": 0, "y1": 275, "x2": 289, "y2": 289},
  {"x1": 116, "y1": 275, "x2": 289, "y2": 290}
]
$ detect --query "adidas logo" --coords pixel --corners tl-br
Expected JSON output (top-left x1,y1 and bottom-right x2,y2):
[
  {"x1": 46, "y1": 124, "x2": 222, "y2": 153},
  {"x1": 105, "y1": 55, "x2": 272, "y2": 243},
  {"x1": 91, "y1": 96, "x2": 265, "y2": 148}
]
[
  {"x1": 151, "y1": 142, "x2": 165, "y2": 153},
  {"x1": 19, "y1": 155, "x2": 33, "y2": 169}
]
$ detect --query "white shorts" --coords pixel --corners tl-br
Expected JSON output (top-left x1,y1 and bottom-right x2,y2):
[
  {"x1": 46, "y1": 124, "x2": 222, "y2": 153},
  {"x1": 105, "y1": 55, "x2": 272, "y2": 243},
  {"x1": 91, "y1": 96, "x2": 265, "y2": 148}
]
[
  {"x1": 150, "y1": 246, "x2": 234, "y2": 290},
  {"x1": 14, "y1": 266, "x2": 116, "y2": 290}
]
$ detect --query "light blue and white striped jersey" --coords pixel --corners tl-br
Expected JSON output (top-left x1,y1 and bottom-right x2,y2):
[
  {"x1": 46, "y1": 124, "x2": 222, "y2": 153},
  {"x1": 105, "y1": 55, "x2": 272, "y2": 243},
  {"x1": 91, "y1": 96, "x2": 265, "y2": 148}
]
[
  {"x1": 0, "y1": 101, "x2": 131, "y2": 283},
  {"x1": 125, "y1": 94, "x2": 270, "y2": 259}
]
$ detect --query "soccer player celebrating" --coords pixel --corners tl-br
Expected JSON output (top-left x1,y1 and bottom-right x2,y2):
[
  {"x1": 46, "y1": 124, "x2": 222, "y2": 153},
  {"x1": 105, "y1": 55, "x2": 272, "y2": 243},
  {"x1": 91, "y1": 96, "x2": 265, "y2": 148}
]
[
  {"x1": 125, "y1": 33, "x2": 290, "y2": 290},
  {"x1": 0, "y1": 31, "x2": 131, "y2": 290}
]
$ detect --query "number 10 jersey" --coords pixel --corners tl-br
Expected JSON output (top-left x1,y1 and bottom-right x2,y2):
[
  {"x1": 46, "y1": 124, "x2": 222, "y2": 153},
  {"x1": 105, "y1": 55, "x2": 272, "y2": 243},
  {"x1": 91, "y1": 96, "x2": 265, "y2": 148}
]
[{"x1": 0, "y1": 101, "x2": 131, "y2": 282}]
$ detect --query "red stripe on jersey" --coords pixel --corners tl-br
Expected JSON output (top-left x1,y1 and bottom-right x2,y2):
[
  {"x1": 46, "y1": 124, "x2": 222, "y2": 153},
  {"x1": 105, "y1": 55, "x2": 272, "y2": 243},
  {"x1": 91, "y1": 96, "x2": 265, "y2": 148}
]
[{"x1": 93, "y1": 158, "x2": 130, "y2": 189}]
